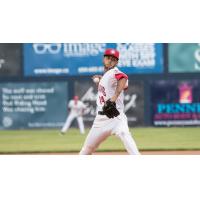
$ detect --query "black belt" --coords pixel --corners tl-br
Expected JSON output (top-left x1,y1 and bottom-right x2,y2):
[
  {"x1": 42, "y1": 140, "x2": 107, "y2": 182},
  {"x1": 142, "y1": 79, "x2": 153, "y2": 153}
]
[{"x1": 98, "y1": 111, "x2": 105, "y2": 115}]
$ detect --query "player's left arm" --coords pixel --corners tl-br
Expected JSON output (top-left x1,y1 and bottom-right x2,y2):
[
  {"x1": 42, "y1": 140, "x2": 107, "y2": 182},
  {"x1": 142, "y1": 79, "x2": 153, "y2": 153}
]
[{"x1": 110, "y1": 77, "x2": 127, "y2": 102}]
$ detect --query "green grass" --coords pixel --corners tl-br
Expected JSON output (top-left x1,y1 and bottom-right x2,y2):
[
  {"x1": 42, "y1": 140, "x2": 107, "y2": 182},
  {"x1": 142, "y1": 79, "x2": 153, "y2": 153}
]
[{"x1": 0, "y1": 127, "x2": 200, "y2": 153}]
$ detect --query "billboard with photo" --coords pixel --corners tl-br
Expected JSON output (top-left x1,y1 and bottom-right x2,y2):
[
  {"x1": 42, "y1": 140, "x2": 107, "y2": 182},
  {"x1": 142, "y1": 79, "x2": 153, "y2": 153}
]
[
  {"x1": 0, "y1": 82, "x2": 68, "y2": 129},
  {"x1": 151, "y1": 80, "x2": 200, "y2": 126},
  {"x1": 24, "y1": 43, "x2": 163, "y2": 76},
  {"x1": 169, "y1": 43, "x2": 200, "y2": 73},
  {"x1": 75, "y1": 79, "x2": 144, "y2": 127},
  {"x1": 0, "y1": 44, "x2": 22, "y2": 77}
]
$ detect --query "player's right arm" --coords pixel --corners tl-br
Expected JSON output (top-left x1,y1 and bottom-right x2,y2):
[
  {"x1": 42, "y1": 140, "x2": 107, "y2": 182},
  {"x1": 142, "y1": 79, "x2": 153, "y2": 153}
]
[{"x1": 110, "y1": 78, "x2": 127, "y2": 102}]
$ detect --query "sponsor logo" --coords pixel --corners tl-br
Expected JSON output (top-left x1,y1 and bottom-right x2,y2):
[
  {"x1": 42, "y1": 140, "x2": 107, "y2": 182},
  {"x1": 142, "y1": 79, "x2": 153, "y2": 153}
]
[
  {"x1": 32, "y1": 43, "x2": 106, "y2": 57},
  {"x1": 33, "y1": 43, "x2": 62, "y2": 54},
  {"x1": 2, "y1": 116, "x2": 13, "y2": 127},
  {"x1": 178, "y1": 83, "x2": 193, "y2": 103},
  {"x1": 117, "y1": 43, "x2": 156, "y2": 68}
]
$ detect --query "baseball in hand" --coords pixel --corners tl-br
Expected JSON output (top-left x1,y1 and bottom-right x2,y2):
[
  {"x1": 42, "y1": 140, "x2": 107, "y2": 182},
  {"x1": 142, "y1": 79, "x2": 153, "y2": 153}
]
[{"x1": 93, "y1": 77, "x2": 100, "y2": 83}]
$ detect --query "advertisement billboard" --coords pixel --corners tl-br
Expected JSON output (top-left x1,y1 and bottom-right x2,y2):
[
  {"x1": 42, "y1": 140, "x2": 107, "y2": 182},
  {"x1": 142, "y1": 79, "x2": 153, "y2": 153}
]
[
  {"x1": 0, "y1": 44, "x2": 22, "y2": 77},
  {"x1": 24, "y1": 43, "x2": 163, "y2": 76},
  {"x1": 151, "y1": 80, "x2": 200, "y2": 126},
  {"x1": 75, "y1": 79, "x2": 144, "y2": 127},
  {"x1": 169, "y1": 43, "x2": 200, "y2": 73},
  {"x1": 0, "y1": 82, "x2": 68, "y2": 129}
]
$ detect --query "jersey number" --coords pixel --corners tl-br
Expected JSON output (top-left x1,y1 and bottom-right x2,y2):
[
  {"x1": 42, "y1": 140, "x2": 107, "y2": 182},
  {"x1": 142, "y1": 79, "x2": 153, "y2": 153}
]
[{"x1": 99, "y1": 96, "x2": 105, "y2": 104}]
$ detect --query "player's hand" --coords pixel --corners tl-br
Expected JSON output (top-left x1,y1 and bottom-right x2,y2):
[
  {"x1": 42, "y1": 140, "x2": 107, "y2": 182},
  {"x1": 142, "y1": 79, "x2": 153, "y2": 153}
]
[
  {"x1": 92, "y1": 75, "x2": 102, "y2": 85},
  {"x1": 92, "y1": 75, "x2": 102, "y2": 80}
]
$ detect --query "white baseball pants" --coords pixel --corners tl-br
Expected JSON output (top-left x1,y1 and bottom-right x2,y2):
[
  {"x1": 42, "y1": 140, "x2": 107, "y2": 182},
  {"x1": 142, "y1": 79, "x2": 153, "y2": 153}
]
[
  {"x1": 79, "y1": 113, "x2": 140, "y2": 155},
  {"x1": 61, "y1": 113, "x2": 85, "y2": 134}
]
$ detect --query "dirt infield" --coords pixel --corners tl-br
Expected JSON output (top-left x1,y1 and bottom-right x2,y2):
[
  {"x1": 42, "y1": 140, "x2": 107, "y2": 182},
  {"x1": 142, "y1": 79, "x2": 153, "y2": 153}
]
[
  {"x1": 48, "y1": 150, "x2": 200, "y2": 155},
  {"x1": 142, "y1": 150, "x2": 200, "y2": 155},
  {"x1": 93, "y1": 150, "x2": 200, "y2": 155},
  {"x1": 5, "y1": 150, "x2": 200, "y2": 155}
]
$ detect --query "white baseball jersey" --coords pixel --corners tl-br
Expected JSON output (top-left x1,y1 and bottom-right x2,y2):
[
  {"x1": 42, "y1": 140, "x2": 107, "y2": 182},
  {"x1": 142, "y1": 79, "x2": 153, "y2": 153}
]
[
  {"x1": 68, "y1": 100, "x2": 86, "y2": 116},
  {"x1": 96, "y1": 67, "x2": 128, "y2": 112}
]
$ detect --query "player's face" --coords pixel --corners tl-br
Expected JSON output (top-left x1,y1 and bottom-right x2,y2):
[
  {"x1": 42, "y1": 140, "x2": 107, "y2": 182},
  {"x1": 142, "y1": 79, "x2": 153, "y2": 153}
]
[
  {"x1": 74, "y1": 96, "x2": 79, "y2": 101},
  {"x1": 103, "y1": 55, "x2": 118, "y2": 70}
]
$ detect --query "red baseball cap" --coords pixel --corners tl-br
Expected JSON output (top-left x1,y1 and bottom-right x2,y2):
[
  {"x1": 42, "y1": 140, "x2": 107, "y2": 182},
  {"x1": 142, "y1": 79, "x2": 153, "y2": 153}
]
[{"x1": 104, "y1": 48, "x2": 119, "y2": 60}]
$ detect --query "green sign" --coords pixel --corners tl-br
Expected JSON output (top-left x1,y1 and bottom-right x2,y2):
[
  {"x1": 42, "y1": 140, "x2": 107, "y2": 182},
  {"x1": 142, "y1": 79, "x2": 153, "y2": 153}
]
[{"x1": 169, "y1": 43, "x2": 200, "y2": 73}]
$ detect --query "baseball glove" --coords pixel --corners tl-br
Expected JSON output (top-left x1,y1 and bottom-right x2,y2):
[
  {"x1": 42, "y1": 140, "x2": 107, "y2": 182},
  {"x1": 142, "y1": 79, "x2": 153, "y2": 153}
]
[{"x1": 102, "y1": 99, "x2": 120, "y2": 118}]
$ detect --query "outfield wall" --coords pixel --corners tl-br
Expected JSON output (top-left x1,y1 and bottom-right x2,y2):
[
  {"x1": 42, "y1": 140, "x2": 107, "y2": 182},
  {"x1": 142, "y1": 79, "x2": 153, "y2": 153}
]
[{"x1": 0, "y1": 43, "x2": 200, "y2": 129}]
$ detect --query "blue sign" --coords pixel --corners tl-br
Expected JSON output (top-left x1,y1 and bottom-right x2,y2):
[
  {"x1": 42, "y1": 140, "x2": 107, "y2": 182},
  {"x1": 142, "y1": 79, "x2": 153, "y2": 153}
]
[
  {"x1": 151, "y1": 80, "x2": 200, "y2": 126},
  {"x1": 0, "y1": 82, "x2": 68, "y2": 129},
  {"x1": 24, "y1": 43, "x2": 163, "y2": 76}
]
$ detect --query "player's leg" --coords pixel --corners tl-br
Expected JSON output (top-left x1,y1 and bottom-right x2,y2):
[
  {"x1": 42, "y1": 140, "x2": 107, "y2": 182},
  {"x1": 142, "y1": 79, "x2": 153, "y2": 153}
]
[
  {"x1": 77, "y1": 116, "x2": 85, "y2": 134},
  {"x1": 61, "y1": 114, "x2": 75, "y2": 133},
  {"x1": 116, "y1": 131, "x2": 140, "y2": 155},
  {"x1": 114, "y1": 114, "x2": 140, "y2": 155},
  {"x1": 79, "y1": 127, "x2": 110, "y2": 155}
]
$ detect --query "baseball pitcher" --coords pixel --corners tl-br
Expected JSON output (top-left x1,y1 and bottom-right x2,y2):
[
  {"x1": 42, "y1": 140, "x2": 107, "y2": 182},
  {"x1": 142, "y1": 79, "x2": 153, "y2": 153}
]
[{"x1": 79, "y1": 48, "x2": 140, "y2": 155}]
